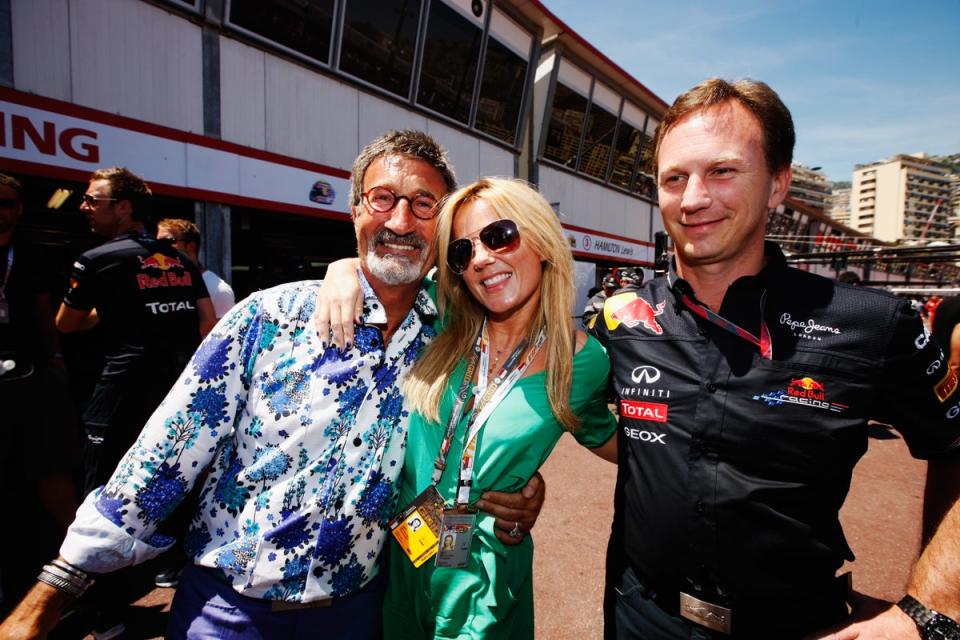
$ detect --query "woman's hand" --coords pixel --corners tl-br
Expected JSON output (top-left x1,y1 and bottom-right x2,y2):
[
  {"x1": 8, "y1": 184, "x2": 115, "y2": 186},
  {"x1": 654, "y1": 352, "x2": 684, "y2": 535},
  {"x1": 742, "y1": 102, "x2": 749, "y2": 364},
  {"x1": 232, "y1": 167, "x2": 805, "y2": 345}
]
[{"x1": 315, "y1": 258, "x2": 363, "y2": 349}]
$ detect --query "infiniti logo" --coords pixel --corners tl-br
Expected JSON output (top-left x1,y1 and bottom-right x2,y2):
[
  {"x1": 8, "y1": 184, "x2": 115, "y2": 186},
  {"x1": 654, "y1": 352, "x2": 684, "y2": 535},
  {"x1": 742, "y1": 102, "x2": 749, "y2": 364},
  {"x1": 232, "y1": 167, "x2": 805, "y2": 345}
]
[{"x1": 631, "y1": 365, "x2": 661, "y2": 384}]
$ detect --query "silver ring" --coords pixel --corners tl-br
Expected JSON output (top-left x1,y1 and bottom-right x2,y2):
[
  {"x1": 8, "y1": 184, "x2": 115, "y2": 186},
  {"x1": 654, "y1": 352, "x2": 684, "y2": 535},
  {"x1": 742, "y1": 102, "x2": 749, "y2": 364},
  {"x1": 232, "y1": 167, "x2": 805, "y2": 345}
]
[{"x1": 509, "y1": 522, "x2": 522, "y2": 538}]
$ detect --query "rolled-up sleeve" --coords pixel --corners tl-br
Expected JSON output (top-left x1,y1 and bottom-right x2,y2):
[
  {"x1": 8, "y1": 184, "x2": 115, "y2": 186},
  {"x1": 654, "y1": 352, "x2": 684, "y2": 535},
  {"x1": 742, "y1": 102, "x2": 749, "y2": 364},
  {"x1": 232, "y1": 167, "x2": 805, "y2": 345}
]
[{"x1": 61, "y1": 294, "x2": 264, "y2": 573}]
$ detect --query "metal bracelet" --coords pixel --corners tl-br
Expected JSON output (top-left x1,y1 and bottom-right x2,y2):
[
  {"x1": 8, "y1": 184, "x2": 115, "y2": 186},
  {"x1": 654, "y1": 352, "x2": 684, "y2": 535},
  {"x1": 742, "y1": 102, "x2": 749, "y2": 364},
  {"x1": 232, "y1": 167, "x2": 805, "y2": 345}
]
[
  {"x1": 43, "y1": 564, "x2": 86, "y2": 587},
  {"x1": 37, "y1": 570, "x2": 87, "y2": 599},
  {"x1": 49, "y1": 559, "x2": 91, "y2": 583}
]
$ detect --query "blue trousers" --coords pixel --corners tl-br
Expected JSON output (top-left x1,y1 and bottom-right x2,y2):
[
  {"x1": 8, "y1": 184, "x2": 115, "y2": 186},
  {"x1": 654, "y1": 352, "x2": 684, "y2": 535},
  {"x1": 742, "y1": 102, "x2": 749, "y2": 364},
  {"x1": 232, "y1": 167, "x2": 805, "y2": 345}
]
[
  {"x1": 613, "y1": 565, "x2": 716, "y2": 640},
  {"x1": 167, "y1": 564, "x2": 386, "y2": 639}
]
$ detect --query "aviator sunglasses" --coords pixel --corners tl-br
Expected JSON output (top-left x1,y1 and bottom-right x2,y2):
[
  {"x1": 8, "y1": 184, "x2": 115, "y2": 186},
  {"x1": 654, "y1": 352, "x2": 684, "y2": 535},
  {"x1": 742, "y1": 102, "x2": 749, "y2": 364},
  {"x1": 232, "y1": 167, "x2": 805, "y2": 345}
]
[{"x1": 446, "y1": 219, "x2": 521, "y2": 274}]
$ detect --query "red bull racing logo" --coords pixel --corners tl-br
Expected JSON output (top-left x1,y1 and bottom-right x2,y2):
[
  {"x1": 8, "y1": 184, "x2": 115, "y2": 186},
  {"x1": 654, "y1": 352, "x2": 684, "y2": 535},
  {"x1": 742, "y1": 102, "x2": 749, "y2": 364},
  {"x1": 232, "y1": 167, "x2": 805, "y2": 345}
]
[
  {"x1": 788, "y1": 376, "x2": 825, "y2": 401},
  {"x1": 752, "y1": 375, "x2": 847, "y2": 413},
  {"x1": 603, "y1": 293, "x2": 666, "y2": 334},
  {"x1": 138, "y1": 253, "x2": 184, "y2": 271}
]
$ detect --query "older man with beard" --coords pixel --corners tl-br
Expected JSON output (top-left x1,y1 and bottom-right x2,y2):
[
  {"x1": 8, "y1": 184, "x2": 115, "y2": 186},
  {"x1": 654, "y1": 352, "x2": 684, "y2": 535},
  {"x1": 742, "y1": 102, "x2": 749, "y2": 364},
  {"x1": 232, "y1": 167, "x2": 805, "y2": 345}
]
[{"x1": 0, "y1": 130, "x2": 542, "y2": 640}]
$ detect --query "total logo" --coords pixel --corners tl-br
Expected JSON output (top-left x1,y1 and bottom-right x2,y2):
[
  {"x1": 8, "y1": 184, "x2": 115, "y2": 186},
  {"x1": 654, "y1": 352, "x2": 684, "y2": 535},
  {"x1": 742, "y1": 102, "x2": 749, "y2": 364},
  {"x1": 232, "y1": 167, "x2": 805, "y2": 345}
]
[
  {"x1": 620, "y1": 400, "x2": 668, "y2": 444},
  {"x1": 620, "y1": 399, "x2": 668, "y2": 422},
  {"x1": 752, "y1": 376, "x2": 848, "y2": 413},
  {"x1": 145, "y1": 300, "x2": 195, "y2": 315}
]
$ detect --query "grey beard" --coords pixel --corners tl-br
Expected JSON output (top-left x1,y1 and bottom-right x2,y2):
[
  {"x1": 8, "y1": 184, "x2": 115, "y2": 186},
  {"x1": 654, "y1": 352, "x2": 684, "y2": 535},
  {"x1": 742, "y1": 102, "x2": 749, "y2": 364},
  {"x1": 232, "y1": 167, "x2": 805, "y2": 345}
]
[{"x1": 363, "y1": 230, "x2": 426, "y2": 285}]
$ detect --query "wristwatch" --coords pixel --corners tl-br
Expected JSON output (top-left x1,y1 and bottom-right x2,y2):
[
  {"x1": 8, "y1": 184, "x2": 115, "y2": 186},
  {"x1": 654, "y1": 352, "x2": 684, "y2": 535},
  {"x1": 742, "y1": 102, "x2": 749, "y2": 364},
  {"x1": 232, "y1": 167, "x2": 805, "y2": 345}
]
[{"x1": 897, "y1": 595, "x2": 960, "y2": 640}]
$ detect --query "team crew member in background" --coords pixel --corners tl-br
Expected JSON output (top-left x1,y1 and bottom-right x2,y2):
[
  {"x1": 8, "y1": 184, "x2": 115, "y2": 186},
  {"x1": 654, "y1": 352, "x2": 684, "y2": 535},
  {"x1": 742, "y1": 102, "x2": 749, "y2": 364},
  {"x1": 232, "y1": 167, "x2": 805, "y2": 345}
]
[
  {"x1": 57, "y1": 167, "x2": 215, "y2": 495},
  {"x1": 53, "y1": 167, "x2": 215, "y2": 638},
  {"x1": 0, "y1": 173, "x2": 79, "y2": 615},
  {"x1": 158, "y1": 218, "x2": 236, "y2": 319},
  {"x1": 591, "y1": 78, "x2": 960, "y2": 639},
  {"x1": 613, "y1": 268, "x2": 642, "y2": 294},
  {"x1": 583, "y1": 272, "x2": 618, "y2": 327},
  {"x1": 0, "y1": 134, "x2": 542, "y2": 640}
]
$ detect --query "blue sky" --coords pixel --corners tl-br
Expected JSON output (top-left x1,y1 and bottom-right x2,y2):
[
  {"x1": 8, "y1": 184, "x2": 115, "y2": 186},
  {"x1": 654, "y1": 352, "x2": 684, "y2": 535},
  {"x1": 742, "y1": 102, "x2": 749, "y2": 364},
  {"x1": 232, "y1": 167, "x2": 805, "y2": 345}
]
[{"x1": 541, "y1": 0, "x2": 960, "y2": 182}]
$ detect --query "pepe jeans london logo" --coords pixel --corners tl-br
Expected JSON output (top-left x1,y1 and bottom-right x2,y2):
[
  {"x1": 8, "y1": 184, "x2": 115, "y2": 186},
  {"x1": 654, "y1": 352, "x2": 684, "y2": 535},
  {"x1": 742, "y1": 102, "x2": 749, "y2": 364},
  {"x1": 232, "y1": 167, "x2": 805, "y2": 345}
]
[{"x1": 779, "y1": 313, "x2": 841, "y2": 342}]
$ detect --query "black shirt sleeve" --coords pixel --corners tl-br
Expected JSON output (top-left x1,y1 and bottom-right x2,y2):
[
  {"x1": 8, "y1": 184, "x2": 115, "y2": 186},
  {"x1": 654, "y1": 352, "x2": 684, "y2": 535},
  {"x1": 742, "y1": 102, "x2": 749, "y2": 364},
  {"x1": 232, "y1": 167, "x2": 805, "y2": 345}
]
[
  {"x1": 873, "y1": 298, "x2": 960, "y2": 458},
  {"x1": 62, "y1": 254, "x2": 96, "y2": 310}
]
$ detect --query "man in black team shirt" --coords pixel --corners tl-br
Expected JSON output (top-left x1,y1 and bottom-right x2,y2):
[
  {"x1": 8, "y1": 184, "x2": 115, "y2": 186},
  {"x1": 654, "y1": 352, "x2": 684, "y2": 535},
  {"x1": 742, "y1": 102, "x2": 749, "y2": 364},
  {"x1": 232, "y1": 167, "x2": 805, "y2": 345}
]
[
  {"x1": 592, "y1": 78, "x2": 960, "y2": 640},
  {"x1": 57, "y1": 167, "x2": 216, "y2": 495},
  {"x1": 55, "y1": 167, "x2": 215, "y2": 638}
]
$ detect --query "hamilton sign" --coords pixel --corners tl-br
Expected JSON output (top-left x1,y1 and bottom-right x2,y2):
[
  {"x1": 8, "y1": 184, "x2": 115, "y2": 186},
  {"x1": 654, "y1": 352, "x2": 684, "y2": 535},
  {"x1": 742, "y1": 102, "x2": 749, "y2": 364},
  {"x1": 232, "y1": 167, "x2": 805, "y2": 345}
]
[{"x1": 564, "y1": 225, "x2": 654, "y2": 266}]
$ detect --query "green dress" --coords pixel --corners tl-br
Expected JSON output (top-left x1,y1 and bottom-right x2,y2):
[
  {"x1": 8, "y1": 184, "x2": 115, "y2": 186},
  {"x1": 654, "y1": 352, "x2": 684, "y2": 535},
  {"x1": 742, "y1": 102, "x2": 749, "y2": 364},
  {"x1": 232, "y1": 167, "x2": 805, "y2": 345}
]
[{"x1": 383, "y1": 336, "x2": 617, "y2": 639}]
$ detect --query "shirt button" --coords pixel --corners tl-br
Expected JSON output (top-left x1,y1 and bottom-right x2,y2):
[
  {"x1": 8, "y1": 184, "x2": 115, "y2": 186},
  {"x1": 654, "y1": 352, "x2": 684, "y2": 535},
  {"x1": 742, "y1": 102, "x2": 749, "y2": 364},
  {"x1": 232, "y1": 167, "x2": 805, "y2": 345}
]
[
  {"x1": 696, "y1": 500, "x2": 705, "y2": 513},
  {"x1": 705, "y1": 382, "x2": 717, "y2": 393},
  {"x1": 353, "y1": 437, "x2": 362, "y2": 447}
]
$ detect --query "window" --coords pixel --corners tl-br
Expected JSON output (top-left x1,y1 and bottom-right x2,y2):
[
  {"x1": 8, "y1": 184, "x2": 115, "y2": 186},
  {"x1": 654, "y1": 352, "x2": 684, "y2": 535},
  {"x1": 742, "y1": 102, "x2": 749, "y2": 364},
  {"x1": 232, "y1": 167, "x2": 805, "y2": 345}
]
[
  {"x1": 417, "y1": 0, "x2": 484, "y2": 124},
  {"x1": 609, "y1": 104, "x2": 646, "y2": 189},
  {"x1": 577, "y1": 83, "x2": 619, "y2": 180},
  {"x1": 339, "y1": 0, "x2": 422, "y2": 99},
  {"x1": 543, "y1": 83, "x2": 588, "y2": 167},
  {"x1": 229, "y1": 0, "x2": 336, "y2": 65},
  {"x1": 632, "y1": 117, "x2": 658, "y2": 201},
  {"x1": 474, "y1": 8, "x2": 532, "y2": 144}
]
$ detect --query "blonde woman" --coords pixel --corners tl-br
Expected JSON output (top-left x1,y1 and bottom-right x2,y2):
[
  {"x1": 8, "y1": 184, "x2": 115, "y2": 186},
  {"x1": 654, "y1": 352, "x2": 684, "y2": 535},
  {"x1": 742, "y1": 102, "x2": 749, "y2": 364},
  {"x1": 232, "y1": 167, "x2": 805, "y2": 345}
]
[{"x1": 317, "y1": 178, "x2": 616, "y2": 638}]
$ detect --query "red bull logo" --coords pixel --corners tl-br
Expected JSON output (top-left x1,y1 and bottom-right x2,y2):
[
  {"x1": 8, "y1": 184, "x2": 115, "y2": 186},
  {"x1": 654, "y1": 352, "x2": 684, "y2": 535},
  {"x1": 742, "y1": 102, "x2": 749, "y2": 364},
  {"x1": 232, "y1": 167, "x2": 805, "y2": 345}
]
[
  {"x1": 138, "y1": 253, "x2": 184, "y2": 271},
  {"x1": 604, "y1": 293, "x2": 666, "y2": 334},
  {"x1": 788, "y1": 377, "x2": 825, "y2": 401}
]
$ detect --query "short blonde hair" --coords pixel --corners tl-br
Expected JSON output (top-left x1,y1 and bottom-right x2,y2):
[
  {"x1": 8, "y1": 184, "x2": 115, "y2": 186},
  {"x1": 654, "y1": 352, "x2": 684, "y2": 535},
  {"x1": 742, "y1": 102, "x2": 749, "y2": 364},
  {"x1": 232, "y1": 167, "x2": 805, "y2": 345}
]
[{"x1": 404, "y1": 177, "x2": 579, "y2": 431}]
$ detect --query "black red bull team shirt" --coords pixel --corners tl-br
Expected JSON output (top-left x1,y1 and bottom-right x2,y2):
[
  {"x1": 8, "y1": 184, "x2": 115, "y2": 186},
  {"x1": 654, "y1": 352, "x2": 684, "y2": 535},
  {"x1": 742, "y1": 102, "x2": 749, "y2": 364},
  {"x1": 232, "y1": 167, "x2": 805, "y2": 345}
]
[
  {"x1": 592, "y1": 242, "x2": 960, "y2": 630},
  {"x1": 63, "y1": 232, "x2": 208, "y2": 372}
]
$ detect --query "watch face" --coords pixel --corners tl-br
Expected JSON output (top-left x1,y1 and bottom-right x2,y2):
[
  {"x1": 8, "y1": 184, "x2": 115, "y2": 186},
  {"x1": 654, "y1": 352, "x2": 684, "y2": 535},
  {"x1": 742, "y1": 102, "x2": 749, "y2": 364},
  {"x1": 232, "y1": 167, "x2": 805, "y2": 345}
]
[{"x1": 925, "y1": 615, "x2": 960, "y2": 640}]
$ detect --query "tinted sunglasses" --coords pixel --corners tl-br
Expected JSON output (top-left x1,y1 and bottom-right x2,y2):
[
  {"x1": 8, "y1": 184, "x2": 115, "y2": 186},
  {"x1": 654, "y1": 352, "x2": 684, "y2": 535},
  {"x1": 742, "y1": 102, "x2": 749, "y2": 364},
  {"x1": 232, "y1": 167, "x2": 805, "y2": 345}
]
[{"x1": 446, "y1": 219, "x2": 521, "y2": 275}]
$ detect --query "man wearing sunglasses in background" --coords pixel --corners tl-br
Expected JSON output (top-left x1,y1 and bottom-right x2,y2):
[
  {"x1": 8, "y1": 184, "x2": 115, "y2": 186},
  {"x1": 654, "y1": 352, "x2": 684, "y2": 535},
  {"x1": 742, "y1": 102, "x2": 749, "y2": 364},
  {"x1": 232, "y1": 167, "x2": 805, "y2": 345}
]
[
  {"x1": 52, "y1": 167, "x2": 215, "y2": 638},
  {"x1": 0, "y1": 135, "x2": 542, "y2": 639}
]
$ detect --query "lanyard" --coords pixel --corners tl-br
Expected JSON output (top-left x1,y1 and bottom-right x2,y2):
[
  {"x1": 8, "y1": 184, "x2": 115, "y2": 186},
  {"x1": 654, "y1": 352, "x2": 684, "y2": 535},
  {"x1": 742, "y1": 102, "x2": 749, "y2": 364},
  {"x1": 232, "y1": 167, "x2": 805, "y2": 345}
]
[
  {"x1": 431, "y1": 320, "x2": 546, "y2": 506},
  {"x1": 680, "y1": 292, "x2": 772, "y2": 360},
  {"x1": 0, "y1": 245, "x2": 12, "y2": 297}
]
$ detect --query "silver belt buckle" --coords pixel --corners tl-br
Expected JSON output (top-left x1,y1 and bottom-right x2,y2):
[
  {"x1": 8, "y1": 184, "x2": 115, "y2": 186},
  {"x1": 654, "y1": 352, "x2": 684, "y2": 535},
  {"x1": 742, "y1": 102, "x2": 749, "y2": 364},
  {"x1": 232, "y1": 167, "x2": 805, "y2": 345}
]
[{"x1": 680, "y1": 592, "x2": 732, "y2": 634}]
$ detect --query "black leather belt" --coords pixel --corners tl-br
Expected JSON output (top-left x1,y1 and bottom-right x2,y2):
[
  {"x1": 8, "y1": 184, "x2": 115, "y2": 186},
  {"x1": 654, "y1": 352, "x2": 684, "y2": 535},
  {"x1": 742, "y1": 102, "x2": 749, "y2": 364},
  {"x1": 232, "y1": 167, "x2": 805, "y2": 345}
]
[{"x1": 622, "y1": 565, "x2": 850, "y2": 637}]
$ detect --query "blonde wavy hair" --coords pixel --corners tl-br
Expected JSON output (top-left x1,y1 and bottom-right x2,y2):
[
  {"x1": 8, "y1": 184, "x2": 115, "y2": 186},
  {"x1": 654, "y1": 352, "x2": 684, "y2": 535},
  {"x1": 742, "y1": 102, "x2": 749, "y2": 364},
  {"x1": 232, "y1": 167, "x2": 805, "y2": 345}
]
[{"x1": 403, "y1": 177, "x2": 579, "y2": 431}]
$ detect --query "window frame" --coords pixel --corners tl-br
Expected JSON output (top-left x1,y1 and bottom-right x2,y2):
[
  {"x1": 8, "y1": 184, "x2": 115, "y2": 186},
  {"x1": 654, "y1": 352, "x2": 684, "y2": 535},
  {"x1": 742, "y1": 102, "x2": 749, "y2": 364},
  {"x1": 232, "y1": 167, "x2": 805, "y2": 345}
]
[{"x1": 224, "y1": 0, "x2": 339, "y2": 70}]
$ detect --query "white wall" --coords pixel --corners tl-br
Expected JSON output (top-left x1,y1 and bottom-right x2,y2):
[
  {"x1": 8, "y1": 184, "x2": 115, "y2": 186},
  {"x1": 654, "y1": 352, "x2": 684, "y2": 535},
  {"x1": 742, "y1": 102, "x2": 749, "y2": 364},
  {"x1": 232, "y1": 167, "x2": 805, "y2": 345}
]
[
  {"x1": 219, "y1": 37, "x2": 267, "y2": 150},
  {"x1": 68, "y1": 0, "x2": 202, "y2": 132},
  {"x1": 538, "y1": 165, "x2": 655, "y2": 242},
  {"x1": 219, "y1": 37, "x2": 515, "y2": 180},
  {"x1": 11, "y1": 0, "x2": 72, "y2": 100}
]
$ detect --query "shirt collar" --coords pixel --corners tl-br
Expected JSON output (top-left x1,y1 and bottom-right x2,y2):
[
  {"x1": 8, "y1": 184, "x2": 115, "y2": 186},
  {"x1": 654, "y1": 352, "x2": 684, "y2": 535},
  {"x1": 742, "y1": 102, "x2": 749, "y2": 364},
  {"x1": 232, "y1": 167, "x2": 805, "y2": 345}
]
[
  {"x1": 668, "y1": 241, "x2": 788, "y2": 303},
  {"x1": 357, "y1": 268, "x2": 438, "y2": 327}
]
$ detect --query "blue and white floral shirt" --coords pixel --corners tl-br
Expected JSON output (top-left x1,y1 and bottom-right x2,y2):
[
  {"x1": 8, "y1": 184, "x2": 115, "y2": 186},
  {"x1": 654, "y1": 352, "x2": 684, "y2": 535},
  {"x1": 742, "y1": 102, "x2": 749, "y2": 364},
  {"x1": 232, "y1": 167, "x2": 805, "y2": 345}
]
[{"x1": 60, "y1": 274, "x2": 438, "y2": 602}]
